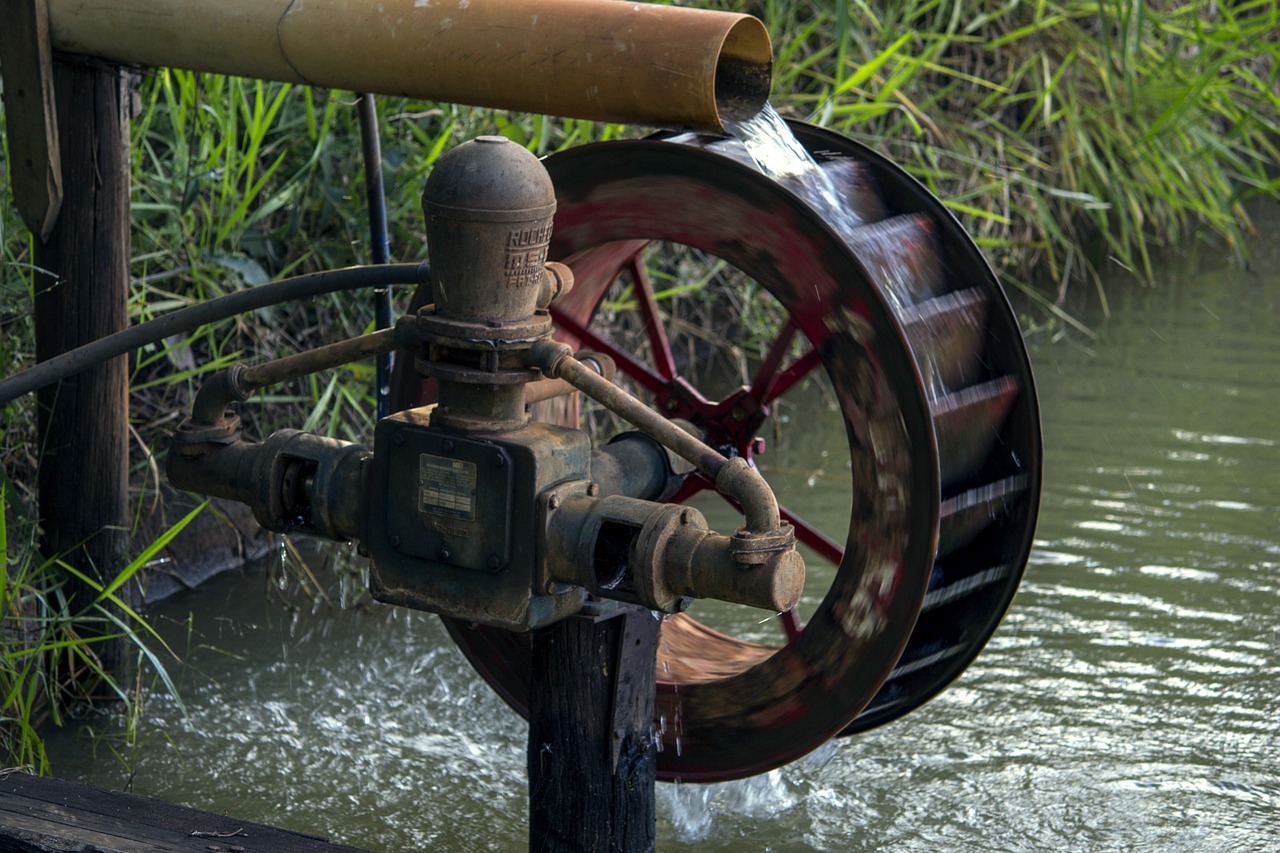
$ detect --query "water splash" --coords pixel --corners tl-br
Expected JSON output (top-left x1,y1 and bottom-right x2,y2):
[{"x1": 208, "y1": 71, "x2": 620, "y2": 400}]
[
  {"x1": 723, "y1": 103, "x2": 862, "y2": 243},
  {"x1": 658, "y1": 770, "x2": 801, "y2": 844}
]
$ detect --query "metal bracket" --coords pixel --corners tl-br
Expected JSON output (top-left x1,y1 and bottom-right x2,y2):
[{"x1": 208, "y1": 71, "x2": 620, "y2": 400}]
[
  {"x1": 609, "y1": 606, "x2": 660, "y2": 772},
  {"x1": 554, "y1": 599, "x2": 651, "y2": 774},
  {"x1": 0, "y1": 0, "x2": 63, "y2": 241}
]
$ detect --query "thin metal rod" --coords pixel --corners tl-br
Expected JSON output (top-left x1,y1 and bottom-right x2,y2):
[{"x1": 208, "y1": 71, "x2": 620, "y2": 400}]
[
  {"x1": 189, "y1": 327, "x2": 405, "y2": 427},
  {"x1": 357, "y1": 92, "x2": 394, "y2": 419},
  {"x1": 528, "y1": 340, "x2": 782, "y2": 534},
  {"x1": 548, "y1": 309, "x2": 668, "y2": 396}
]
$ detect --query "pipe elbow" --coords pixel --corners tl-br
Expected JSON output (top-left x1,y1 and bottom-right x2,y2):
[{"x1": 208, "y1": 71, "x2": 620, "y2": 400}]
[{"x1": 714, "y1": 456, "x2": 780, "y2": 534}]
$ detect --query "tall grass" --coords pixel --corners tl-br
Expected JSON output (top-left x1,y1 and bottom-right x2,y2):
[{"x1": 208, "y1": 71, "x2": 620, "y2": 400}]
[
  {"x1": 1, "y1": 481, "x2": 191, "y2": 771},
  {"x1": 746, "y1": 0, "x2": 1279, "y2": 315}
]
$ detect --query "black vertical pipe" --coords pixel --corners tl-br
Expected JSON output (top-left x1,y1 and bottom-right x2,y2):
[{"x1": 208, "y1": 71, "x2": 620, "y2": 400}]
[{"x1": 357, "y1": 92, "x2": 393, "y2": 419}]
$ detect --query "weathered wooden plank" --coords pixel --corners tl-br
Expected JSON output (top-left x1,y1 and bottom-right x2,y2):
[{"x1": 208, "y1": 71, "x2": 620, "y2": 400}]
[
  {"x1": 0, "y1": 0, "x2": 64, "y2": 240},
  {"x1": 0, "y1": 773, "x2": 369, "y2": 852}
]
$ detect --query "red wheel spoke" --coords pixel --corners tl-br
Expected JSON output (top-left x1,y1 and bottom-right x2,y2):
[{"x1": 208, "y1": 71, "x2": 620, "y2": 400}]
[
  {"x1": 749, "y1": 319, "x2": 799, "y2": 404},
  {"x1": 551, "y1": 308, "x2": 668, "y2": 396},
  {"x1": 779, "y1": 609, "x2": 803, "y2": 642},
  {"x1": 627, "y1": 256, "x2": 678, "y2": 381},
  {"x1": 762, "y1": 349, "x2": 822, "y2": 405},
  {"x1": 780, "y1": 503, "x2": 844, "y2": 566},
  {"x1": 665, "y1": 474, "x2": 711, "y2": 504}
]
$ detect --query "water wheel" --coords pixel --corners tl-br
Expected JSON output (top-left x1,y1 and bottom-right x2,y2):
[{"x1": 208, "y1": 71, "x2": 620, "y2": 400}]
[{"x1": 395, "y1": 121, "x2": 1041, "y2": 782}]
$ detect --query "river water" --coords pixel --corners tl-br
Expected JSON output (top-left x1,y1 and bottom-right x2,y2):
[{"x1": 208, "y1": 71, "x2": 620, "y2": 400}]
[{"x1": 45, "y1": 204, "x2": 1279, "y2": 851}]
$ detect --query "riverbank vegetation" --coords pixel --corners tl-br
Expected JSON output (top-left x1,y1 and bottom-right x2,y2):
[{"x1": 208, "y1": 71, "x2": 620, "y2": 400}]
[
  {"x1": 2, "y1": 0, "x2": 1278, "y2": 767},
  {"x1": 0, "y1": 486, "x2": 189, "y2": 773}
]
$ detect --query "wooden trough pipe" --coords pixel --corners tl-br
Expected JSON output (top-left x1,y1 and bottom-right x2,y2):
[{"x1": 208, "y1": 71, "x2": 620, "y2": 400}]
[{"x1": 44, "y1": 0, "x2": 773, "y2": 131}]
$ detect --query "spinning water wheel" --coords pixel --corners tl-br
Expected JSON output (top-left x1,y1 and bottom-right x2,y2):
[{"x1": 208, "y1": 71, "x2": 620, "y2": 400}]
[{"x1": 397, "y1": 121, "x2": 1041, "y2": 782}]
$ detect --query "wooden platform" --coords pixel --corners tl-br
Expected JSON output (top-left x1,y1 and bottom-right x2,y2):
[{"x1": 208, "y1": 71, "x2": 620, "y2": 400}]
[{"x1": 0, "y1": 772, "x2": 369, "y2": 853}]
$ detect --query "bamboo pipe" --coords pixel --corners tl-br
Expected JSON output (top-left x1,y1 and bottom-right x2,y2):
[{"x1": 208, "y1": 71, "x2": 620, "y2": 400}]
[{"x1": 45, "y1": 0, "x2": 772, "y2": 131}]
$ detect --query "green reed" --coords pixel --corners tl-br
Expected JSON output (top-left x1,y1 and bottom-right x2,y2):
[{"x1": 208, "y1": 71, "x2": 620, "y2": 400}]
[{"x1": 1, "y1": 481, "x2": 191, "y2": 771}]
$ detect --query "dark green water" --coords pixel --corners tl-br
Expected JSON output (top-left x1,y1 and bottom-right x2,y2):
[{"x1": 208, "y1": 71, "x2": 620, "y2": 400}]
[{"x1": 45, "y1": 209, "x2": 1279, "y2": 851}]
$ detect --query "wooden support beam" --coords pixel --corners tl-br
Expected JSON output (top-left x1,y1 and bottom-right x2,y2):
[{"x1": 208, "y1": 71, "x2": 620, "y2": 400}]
[
  {"x1": 0, "y1": 0, "x2": 64, "y2": 241},
  {"x1": 529, "y1": 604, "x2": 661, "y2": 853},
  {"x1": 32, "y1": 55, "x2": 134, "y2": 675}
]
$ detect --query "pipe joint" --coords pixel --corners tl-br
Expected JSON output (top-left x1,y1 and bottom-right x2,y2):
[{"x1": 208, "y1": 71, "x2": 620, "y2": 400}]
[
  {"x1": 538, "y1": 261, "x2": 575, "y2": 309},
  {"x1": 528, "y1": 340, "x2": 575, "y2": 380}
]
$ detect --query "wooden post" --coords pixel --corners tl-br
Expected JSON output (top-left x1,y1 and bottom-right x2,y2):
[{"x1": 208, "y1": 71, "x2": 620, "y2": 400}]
[
  {"x1": 31, "y1": 55, "x2": 135, "y2": 675},
  {"x1": 529, "y1": 604, "x2": 661, "y2": 853}
]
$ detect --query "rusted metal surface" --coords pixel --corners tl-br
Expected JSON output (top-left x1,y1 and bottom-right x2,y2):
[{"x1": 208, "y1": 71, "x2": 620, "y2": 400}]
[
  {"x1": 413, "y1": 136, "x2": 561, "y2": 432},
  {"x1": 542, "y1": 493, "x2": 801, "y2": 614},
  {"x1": 527, "y1": 340, "x2": 793, "y2": 545},
  {"x1": 242, "y1": 326, "x2": 404, "y2": 394},
  {"x1": 423, "y1": 136, "x2": 557, "y2": 326},
  {"x1": 168, "y1": 429, "x2": 370, "y2": 542},
  {"x1": 366, "y1": 415, "x2": 591, "y2": 632},
  {"x1": 183, "y1": 328, "x2": 406, "y2": 430},
  {"x1": 45, "y1": 0, "x2": 771, "y2": 131}
]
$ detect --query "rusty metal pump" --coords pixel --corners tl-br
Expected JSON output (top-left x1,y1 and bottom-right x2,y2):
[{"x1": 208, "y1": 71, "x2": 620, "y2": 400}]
[{"x1": 169, "y1": 136, "x2": 805, "y2": 633}]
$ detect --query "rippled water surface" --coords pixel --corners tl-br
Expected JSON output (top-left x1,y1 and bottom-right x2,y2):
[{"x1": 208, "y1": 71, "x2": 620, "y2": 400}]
[{"x1": 45, "y1": 210, "x2": 1279, "y2": 851}]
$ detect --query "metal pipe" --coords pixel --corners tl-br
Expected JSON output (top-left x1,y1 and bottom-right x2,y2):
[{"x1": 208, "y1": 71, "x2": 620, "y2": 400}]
[
  {"x1": 356, "y1": 92, "x2": 394, "y2": 419},
  {"x1": 167, "y1": 429, "x2": 370, "y2": 541},
  {"x1": 523, "y1": 349, "x2": 614, "y2": 405},
  {"x1": 527, "y1": 340, "x2": 782, "y2": 535},
  {"x1": 46, "y1": 0, "x2": 772, "y2": 132}
]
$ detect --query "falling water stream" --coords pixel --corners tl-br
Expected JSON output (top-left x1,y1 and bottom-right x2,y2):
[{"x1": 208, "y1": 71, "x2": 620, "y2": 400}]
[
  {"x1": 41, "y1": 119, "x2": 1280, "y2": 850},
  {"x1": 723, "y1": 104, "x2": 859, "y2": 239}
]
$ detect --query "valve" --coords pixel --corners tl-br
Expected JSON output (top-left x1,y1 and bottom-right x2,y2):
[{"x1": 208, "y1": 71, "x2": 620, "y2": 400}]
[{"x1": 167, "y1": 135, "x2": 804, "y2": 634}]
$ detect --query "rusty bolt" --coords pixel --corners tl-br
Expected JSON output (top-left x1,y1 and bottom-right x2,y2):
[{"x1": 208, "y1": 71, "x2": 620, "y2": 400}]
[
  {"x1": 548, "y1": 493, "x2": 561, "y2": 510},
  {"x1": 679, "y1": 508, "x2": 693, "y2": 524},
  {"x1": 731, "y1": 407, "x2": 746, "y2": 422},
  {"x1": 587, "y1": 482, "x2": 600, "y2": 496},
  {"x1": 664, "y1": 398, "x2": 679, "y2": 412},
  {"x1": 439, "y1": 548, "x2": 452, "y2": 562},
  {"x1": 544, "y1": 579, "x2": 558, "y2": 594}
]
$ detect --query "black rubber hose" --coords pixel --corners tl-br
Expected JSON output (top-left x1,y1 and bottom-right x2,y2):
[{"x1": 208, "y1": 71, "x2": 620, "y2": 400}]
[
  {"x1": 357, "y1": 92, "x2": 395, "y2": 420},
  {"x1": 0, "y1": 262, "x2": 430, "y2": 407}
]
